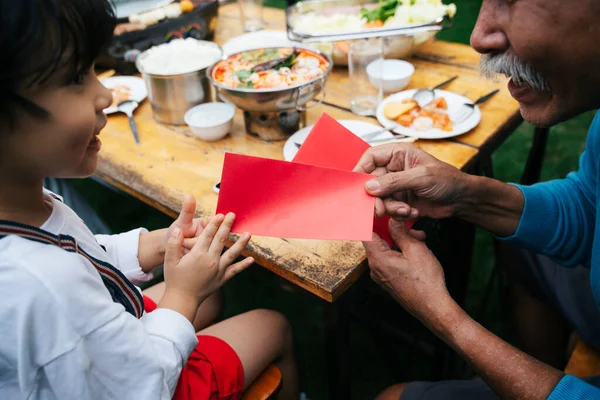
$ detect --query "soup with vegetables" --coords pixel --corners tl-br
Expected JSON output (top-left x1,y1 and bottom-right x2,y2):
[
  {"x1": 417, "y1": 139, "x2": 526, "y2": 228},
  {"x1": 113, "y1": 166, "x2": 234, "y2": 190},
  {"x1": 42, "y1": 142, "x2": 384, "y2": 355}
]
[{"x1": 211, "y1": 47, "x2": 330, "y2": 90}]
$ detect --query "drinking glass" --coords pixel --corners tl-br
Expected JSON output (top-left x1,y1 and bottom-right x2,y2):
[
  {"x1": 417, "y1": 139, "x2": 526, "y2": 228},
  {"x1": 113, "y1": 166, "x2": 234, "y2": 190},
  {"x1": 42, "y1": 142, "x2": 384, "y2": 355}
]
[
  {"x1": 238, "y1": 0, "x2": 264, "y2": 32},
  {"x1": 348, "y1": 38, "x2": 384, "y2": 116}
]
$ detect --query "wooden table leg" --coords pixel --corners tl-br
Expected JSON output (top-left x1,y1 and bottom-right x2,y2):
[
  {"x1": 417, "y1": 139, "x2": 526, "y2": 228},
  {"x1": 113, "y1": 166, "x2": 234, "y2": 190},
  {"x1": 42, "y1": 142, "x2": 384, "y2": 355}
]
[
  {"x1": 521, "y1": 127, "x2": 550, "y2": 185},
  {"x1": 437, "y1": 216, "x2": 477, "y2": 308},
  {"x1": 324, "y1": 297, "x2": 352, "y2": 400}
]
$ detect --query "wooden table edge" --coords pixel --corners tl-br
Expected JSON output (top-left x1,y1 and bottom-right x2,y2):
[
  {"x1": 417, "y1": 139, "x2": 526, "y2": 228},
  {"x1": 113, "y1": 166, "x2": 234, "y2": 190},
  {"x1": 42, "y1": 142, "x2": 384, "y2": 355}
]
[{"x1": 95, "y1": 169, "x2": 368, "y2": 303}]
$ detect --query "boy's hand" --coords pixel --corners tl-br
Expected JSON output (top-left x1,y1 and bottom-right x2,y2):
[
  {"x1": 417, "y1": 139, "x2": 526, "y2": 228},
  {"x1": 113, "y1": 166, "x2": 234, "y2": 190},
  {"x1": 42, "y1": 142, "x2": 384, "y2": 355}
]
[
  {"x1": 161, "y1": 213, "x2": 253, "y2": 319},
  {"x1": 167, "y1": 195, "x2": 210, "y2": 253}
]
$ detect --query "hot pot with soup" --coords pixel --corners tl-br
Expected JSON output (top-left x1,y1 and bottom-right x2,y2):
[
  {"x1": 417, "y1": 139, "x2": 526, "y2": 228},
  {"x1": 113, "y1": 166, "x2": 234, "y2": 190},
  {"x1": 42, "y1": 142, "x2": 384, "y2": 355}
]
[
  {"x1": 208, "y1": 47, "x2": 332, "y2": 140},
  {"x1": 209, "y1": 47, "x2": 331, "y2": 111}
]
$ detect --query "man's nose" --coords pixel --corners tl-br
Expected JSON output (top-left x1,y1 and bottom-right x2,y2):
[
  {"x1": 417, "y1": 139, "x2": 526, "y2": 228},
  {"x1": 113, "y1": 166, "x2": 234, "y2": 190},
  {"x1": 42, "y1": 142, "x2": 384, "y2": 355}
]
[{"x1": 470, "y1": 1, "x2": 510, "y2": 55}]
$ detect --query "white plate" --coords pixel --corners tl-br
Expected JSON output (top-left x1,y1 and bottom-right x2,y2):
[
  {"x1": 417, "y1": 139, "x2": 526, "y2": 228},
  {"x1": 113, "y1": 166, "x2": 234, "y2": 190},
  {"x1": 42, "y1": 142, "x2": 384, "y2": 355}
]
[
  {"x1": 222, "y1": 30, "x2": 308, "y2": 56},
  {"x1": 102, "y1": 77, "x2": 148, "y2": 115},
  {"x1": 113, "y1": 0, "x2": 174, "y2": 19},
  {"x1": 376, "y1": 89, "x2": 482, "y2": 140},
  {"x1": 283, "y1": 120, "x2": 394, "y2": 161}
]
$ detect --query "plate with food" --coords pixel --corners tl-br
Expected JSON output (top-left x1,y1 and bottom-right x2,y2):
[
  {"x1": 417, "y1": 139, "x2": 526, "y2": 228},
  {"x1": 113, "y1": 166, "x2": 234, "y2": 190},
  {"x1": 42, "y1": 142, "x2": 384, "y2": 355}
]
[
  {"x1": 283, "y1": 119, "x2": 394, "y2": 161},
  {"x1": 102, "y1": 76, "x2": 148, "y2": 114},
  {"x1": 376, "y1": 89, "x2": 481, "y2": 139}
]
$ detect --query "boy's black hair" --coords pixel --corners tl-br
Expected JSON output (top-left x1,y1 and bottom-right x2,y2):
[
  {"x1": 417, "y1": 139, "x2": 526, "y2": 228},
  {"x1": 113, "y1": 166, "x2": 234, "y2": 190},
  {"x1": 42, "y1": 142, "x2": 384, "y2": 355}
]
[{"x1": 0, "y1": 0, "x2": 116, "y2": 121}]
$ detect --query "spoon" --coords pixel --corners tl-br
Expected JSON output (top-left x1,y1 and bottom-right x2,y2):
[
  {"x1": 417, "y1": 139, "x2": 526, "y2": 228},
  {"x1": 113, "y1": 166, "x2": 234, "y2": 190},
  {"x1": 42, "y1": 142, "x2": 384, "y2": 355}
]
[
  {"x1": 412, "y1": 75, "x2": 458, "y2": 107},
  {"x1": 116, "y1": 100, "x2": 140, "y2": 145}
]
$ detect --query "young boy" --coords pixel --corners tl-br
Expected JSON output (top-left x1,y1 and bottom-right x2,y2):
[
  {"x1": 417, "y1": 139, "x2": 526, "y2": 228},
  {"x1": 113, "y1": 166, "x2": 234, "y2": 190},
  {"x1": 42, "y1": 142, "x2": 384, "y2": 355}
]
[{"x1": 0, "y1": 0, "x2": 298, "y2": 399}]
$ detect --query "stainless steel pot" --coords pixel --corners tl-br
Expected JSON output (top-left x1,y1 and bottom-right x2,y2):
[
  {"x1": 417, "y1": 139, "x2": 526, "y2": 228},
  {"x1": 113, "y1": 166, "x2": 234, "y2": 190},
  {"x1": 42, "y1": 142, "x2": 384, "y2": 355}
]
[
  {"x1": 207, "y1": 47, "x2": 333, "y2": 113},
  {"x1": 286, "y1": 0, "x2": 453, "y2": 66},
  {"x1": 136, "y1": 41, "x2": 223, "y2": 125}
]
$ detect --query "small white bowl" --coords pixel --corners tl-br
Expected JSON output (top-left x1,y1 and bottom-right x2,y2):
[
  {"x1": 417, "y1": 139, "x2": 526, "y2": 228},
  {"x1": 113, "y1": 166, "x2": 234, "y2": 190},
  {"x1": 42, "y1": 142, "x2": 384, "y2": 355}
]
[
  {"x1": 367, "y1": 59, "x2": 415, "y2": 93},
  {"x1": 184, "y1": 102, "x2": 236, "y2": 142}
]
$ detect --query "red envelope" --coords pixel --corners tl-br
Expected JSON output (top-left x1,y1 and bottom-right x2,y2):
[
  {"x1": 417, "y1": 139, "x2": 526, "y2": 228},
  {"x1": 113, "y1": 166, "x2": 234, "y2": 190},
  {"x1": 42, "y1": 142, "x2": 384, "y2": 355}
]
[
  {"x1": 293, "y1": 113, "x2": 414, "y2": 245},
  {"x1": 293, "y1": 113, "x2": 371, "y2": 171},
  {"x1": 216, "y1": 153, "x2": 375, "y2": 241}
]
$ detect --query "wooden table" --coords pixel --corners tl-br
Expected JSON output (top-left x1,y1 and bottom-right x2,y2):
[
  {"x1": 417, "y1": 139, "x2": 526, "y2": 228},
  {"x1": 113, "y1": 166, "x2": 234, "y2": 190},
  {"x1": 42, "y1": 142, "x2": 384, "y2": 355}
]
[
  {"x1": 96, "y1": 4, "x2": 526, "y2": 398},
  {"x1": 98, "y1": 3, "x2": 521, "y2": 303}
]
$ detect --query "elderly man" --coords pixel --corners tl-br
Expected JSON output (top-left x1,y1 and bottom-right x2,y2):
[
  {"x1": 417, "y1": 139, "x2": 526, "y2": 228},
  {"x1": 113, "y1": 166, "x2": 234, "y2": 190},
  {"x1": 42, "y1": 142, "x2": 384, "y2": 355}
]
[{"x1": 355, "y1": 0, "x2": 600, "y2": 399}]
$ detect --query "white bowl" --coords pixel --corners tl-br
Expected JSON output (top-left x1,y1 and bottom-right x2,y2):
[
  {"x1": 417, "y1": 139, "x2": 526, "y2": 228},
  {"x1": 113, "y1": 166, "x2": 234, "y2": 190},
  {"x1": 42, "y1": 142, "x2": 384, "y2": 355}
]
[
  {"x1": 184, "y1": 102, "x2": 235, "y2": 142},
  {"x1": 367, "y1": 59, "x2": 415, "y2": 93}
]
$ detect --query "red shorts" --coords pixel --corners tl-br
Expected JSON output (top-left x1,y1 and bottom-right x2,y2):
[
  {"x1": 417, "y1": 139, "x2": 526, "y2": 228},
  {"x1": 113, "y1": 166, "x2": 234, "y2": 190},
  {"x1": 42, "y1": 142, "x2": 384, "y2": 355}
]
[{"x1": 143, "y1": 296, "x2": 244, "y2": 400}]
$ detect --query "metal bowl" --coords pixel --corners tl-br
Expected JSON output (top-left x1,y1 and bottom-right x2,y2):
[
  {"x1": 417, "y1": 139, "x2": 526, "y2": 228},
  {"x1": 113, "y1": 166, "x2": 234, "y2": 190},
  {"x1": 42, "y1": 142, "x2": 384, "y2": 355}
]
[
  {"x1": 136, "y1": 40, "x2": 223, "y2": 125},
  {"x1": 207, "y1": 47, "x2": 333, "y2": 113},
  {"x1": 286, "y1": 0, "x2": 453, "y2": 66}
]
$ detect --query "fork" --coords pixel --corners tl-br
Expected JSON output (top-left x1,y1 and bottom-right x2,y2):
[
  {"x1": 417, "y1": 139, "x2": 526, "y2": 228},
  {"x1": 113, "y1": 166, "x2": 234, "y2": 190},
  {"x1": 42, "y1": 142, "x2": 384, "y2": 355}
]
[
  {"x1": 359, "y1": 124, "x2": 402, "y2": 141},
  {"x1": 454, "y1": 89, "x2": 499, "y2": 124},
  {"x1": 294, "y1": 135, "x2": 416, "y2": 148}
]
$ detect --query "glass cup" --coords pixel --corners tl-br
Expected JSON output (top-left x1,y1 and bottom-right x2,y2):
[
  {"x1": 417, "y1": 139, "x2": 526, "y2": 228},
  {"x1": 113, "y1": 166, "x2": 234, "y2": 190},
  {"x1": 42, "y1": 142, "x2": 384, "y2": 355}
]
[
  {"x1": 348, "y1": 38, "x2": 384, "y2": 116},
  {"x1": 238, "y1": 0, "x2": 264, "y2": 32}
]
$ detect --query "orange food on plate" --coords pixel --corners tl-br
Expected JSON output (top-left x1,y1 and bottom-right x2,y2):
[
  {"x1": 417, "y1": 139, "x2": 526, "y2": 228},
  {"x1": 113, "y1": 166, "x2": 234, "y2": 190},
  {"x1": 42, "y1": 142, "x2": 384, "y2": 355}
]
[
  {"x1": 429, "y1": 97, "x2": 448, "y2": 110},
  {"x1": 396, "y1": 113, "x2": 416, "y2": 127},
  {"x1": 383, "y1": 99, "x2": 418, "y2": 120},
  {"x1": 432, "y1": 113, "x2": 453, "y2": 131},
  {"x1": 385, "y1": 96, "x2": 453, "y2": 131},
  {"x1": 109, "y1": 84, "x2": 132, "y2": 108}
]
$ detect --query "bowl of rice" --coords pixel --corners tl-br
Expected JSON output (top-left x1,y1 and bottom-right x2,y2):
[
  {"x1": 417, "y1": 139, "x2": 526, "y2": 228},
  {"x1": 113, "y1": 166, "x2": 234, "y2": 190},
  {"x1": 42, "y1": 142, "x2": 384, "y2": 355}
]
[{"x1": 136, "y1": 38, "x2": 223, "y2": 125}]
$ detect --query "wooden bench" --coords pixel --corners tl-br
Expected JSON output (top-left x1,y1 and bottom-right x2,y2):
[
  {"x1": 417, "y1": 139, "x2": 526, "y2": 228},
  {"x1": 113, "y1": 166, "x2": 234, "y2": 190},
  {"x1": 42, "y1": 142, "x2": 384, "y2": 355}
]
[
  {"x1": 565, "y1": 340, "x2": 600, "y2": 377},
  {"x1": 242, "y1": 364, "x2": 282, "y2": 400}
]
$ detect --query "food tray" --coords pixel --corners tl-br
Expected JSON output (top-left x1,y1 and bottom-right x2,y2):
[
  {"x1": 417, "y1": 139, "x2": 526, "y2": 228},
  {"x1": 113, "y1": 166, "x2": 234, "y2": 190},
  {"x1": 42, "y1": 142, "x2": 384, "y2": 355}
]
[{"x1": 286, "y1": 0, "x2": 452, "y2": 43}]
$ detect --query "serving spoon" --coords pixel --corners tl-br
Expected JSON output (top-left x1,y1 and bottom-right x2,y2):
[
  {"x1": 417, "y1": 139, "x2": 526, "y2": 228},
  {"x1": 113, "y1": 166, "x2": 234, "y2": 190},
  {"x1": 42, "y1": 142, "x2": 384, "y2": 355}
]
[{"x1": 252, "y1": 49, "x2": 299, "y2": 73}]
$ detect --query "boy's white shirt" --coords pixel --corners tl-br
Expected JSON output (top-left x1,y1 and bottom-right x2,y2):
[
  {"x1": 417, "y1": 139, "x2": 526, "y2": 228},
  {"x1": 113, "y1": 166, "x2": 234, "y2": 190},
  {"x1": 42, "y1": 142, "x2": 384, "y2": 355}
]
[{"x1": 0, "y1": 190, "x2": 198, "y2": 399}]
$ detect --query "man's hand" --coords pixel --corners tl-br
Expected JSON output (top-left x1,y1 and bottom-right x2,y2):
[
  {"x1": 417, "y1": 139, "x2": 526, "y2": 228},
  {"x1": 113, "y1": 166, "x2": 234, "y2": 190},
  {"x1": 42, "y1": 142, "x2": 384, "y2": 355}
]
[
  {"x1": 354, "y1": 143, "x2": 525, "y2": 237},
  {"x1": 364, "y1": 220, "x2": 564, "y2": 400},
  {"x1": 363, "y1": 219, "x2": 453, "y2": 324},
  {"x1": 353, "y1": 143, "x2": 471, "y2": 221}
]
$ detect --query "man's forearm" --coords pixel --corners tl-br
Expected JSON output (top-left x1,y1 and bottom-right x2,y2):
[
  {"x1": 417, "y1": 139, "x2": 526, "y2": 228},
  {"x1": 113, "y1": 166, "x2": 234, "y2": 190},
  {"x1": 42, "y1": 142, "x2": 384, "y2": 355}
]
[
  {"x1": 429, "y1": 301, "x2": 563, "y2": 400},
  {"x1": 138, "y1": 228, "x2": 168, "y2": 272},
  {"x1": 455, "y1": 175, "x2": 525, "y2": 237}
]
